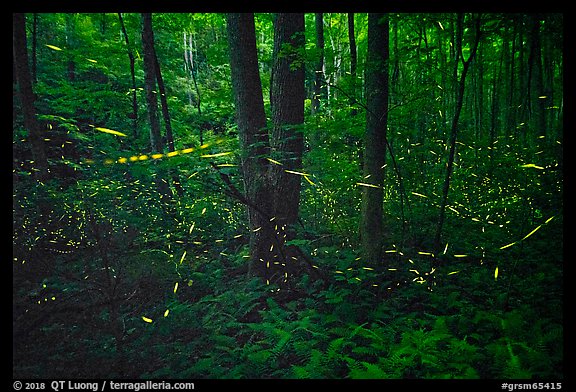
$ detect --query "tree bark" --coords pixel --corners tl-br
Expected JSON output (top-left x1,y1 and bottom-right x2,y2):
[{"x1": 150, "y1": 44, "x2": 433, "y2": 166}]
[
  {"x1": 270, "y1": 13, "x2": 305, "y2": 230},
  {"x1": 360, "y1": 13, "x2": 389, "y2": 266},
  {"x1": 141, "y1": 13, "x2": 171, "y2": 202},
  {"x1": 184, "y1": 31, "x2": 203, "y2": 144},
  {"x1": 226, "y1": 13, "x2": 276, "y2": 281},
  {"x1": 153, "y1": 44, "x2": 175, "y2": 153},
  {"x1": 141, "y1": 13, "x2": 162, "y2": 154},
  {"x1": 269, "y1": 13, "x2": 306, "y2": 279},
  {"x1": 13, "y1": 13, "x2": 49, "y2": 182}
]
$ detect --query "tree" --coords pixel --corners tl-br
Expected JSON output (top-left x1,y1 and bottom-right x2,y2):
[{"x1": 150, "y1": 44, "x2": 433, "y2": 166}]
[
  {"x1": 527, "y1": 14, "x2": 546, "y2": 139},
  {"x1": 141, "y1": 13, "x2": 172, "y2": 201},
  {"x1": 360, "y1": 13, "x2": 389, "y2": 266},
  {"x1": 311, "y1": 13, "x2": 325, "y2": 115},
  {"x1": 183, "y1": 30, "x2": 203, "y2": 144},
  {"x1": 152, "y1": 38, "x2": 176, "y2": 153},
  {"x1": 270, "y1": 12, "x2": 305, "y2": 240},
  {"x1": 141, "y1": 13, "x2": 163, "y2": 154},
  {"x1": 13, "y1": 13, "x2": 49, "y2": 182},
  {"x1": 348, "y1": 12, "x2": 358, "y2": 116},
  {"x1": 65, "y1": 13, "x2": 77, "y2": 82},
  {"x1": 434, "y1": 14, "x2": 481, "y2": 251},
  {"x1": 118, "y1": 13, "x2": 139, "y2": 138},
  {"x1": 226, "y1": 13, "x2": 275, "y2": 281},
  {"x1": 226, "y1": 13, "x2": 309, "y2": 284}
]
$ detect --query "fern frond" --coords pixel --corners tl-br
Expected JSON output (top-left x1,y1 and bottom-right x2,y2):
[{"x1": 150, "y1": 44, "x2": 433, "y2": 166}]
[
  {"x1": 348, "y1": 361, "x2": 389, "y2": 379},
  {"x1": 291, "y1": 365, "x2": 310, "y2": 379},
  {"x1": 326, "y1": 337, "x2": 346, "y2": 360}
]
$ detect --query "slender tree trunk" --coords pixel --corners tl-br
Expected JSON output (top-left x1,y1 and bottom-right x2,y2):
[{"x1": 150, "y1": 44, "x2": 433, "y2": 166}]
[
  {"x1": 360, "y1": 13, "x2": 389, "y2": 266},
  {"x1": 348, "y1": 12, "x2": 362, "y2": 167},
  {"x1": 489, "y1": 36, "x2": 505, "y2": 179},
  {"x1": 118, "y1": 13, "x2": 138, "y2": 138},
  {"x1": 527, "y1": 14, "x2": 546, "y2": 139},
  {"x1": 311, "y1": 13, "x2": 324, "y2": 115},
  {"x1": 150, "y1": 33, "x2": 184, "y2": 196},
  {"x1": 517, "y1": 16, "x2": 529, "y2": 146},
  {"x1": 184, "y1": 31, "x2": 203, "y2": 144},
  {"x1": 32, "y1": 14, "x2": 38, "y2": 83},
  {"x1": 141, "y1": 13, "x2": 162, "y2": 153},
  {"x1": 65, "y1": 14, "x2": 76, "y2": 82},
  {"x1": 348, "y1": 12, "x2": 358, "y2": 116},
  {"x1": 13, "y1": 13, "x2": 49, "y2": 182},
  {"x1": 153, "y1": 47, "x2": 175, "y2": 152},
  {"x1": 434, "y1": 14, "x2": 481, "y2": 251},
  {"x1": 142, "y1": 13, "x2": 171, "y2": 202},
  {"x1": 473, "y1": 41, "x2": 484, "y2": 151}
]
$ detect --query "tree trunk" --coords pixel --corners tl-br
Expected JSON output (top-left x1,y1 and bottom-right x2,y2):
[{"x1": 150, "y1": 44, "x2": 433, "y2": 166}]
[
  {"x1": 151, "y1": 31, "x2": 184, "y2": 196},
  {"x1": 153, "y1": 44, "x2": 175, "y2": 153},
  {"x1": 348, "y1": 12, "x2": 358, "y2": 116},
  {"x1": 141, "y1": 13, "x2": 163, "y2": 154},
  {"x1": 360, "y1": 13, "x2": 389, "y2": 267},
  {"x1": 527, "y1": 14, "x2": 546, "y2": 139},
  {"x1": 311, "y1": 13, "x2": 325, "y2": 115},
  {"x1": 32, "y1": 14, "x2": 38, "y2": 83},
  {"x1": 434, "y1": 14, "x2": 481, "y2": 251},
  {"x1": 13, "y1": 13, "x2": 49, "y2": 182},
  {"x1": 269, "y1": 13, "x2": 306, "y2": 278},
  {"x1": 270, "y1": 13, "x2": 305, "y2": 229},
  {"x1": 184, "y1": 31, "x2": 203, "y2": 144},
  {"x1": 65, "y1": 14, "x2": 76, "y2": 82},
  {"x1": 118, "y1": 13, "x2": 138, "y2": 138},
  {"x1": 226, "y1": 13, "x2": 276, "y2": 282},
  {"x1": 141, "y1": 13, "x2": 171, "y2": 202}
]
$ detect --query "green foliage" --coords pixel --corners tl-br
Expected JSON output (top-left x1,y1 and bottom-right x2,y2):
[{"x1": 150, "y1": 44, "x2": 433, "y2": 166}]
[{"x1": 13, "y1": 12, "x2": 562, "y2": 380}]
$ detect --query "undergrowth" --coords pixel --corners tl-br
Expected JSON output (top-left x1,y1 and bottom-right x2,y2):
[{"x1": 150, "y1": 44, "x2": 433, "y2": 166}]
[{"x1": 12, "y1": 155, "x2": 563, "y2": 379}]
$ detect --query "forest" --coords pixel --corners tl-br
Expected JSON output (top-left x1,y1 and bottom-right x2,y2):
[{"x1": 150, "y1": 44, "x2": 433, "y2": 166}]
[{"x1": 13, "y1": 12, "x2": 563, "y2": 381}]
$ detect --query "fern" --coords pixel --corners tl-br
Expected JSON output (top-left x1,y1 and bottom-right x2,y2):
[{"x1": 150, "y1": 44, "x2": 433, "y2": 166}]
[
  {"x1": 351, "y1": 345, "x2": 382, "y2": 359},
  {"x1": 291, "y1": 365, "x2": 311, "y2": 379},
  {"x1": 269, "y1": 328, "x2": 292, "y2": 364},
  {"x1": 348, "y1": 361, "x2": 390, "y2": 379},
  {"x1": 326, "y1": 337, "x2": 346, "y2": 361}
]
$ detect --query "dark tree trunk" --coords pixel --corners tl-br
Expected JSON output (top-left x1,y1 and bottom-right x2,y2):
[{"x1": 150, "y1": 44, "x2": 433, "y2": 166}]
[
  {"x1": 141, "y1": 13, "x2": 163, "y2": 153},
  {"x1": 151, "y1": 32, "x2": 184, "y2": 196},
  {"x1": 360, "y1": 13, "x2": 389, "y2": 267},
  {"x1": 153, "y1": 45, "x2": 175, "y2": 153},
  {"x1": 141, "y1": 13, "x2": 171, "y2": 201},
  {"x1": 226, "y1": 13, "x2": 276, "y2": 281},
  {"x1": 270, "y1": 13, "x2": 305, "y2": 230},
  {"x1": 13, "y1": 13, "x2": 49, "y2": 182},
  {"x1": 32, "y1": 14, "x2": 38, "y2": 83},
  {"x1": 269, "y1": 13, "x2": 306, "y2": 278}
]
